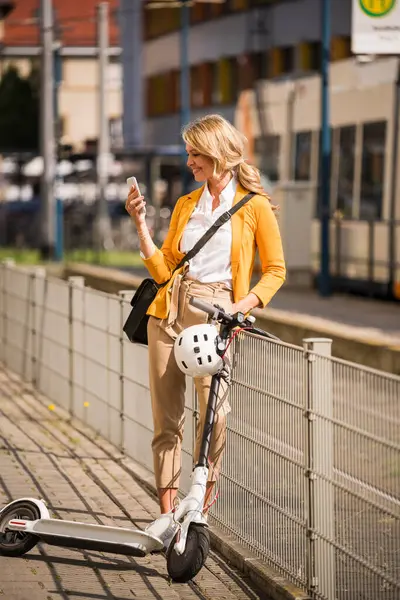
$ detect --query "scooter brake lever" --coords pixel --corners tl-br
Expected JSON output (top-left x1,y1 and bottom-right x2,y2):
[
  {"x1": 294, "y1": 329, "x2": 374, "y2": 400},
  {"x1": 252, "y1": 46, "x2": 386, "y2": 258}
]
[{"x1": 212, "y1": 303, "x2": 225, "y2": 312}]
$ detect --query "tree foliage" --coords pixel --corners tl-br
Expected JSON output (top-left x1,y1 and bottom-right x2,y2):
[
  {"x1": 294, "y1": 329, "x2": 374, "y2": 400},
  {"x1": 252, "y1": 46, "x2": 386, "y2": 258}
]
[{"x1": 0, "y1": 64, "x2": 40, "y2": 152}]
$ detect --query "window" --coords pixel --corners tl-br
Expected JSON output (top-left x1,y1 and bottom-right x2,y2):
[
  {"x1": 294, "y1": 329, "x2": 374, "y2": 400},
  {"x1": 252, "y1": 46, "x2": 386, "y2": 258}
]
[
  {"x1": 166, "y1": 70, "x2": 180, "y2": 113},
  {"x1": 173, "y1": 70, "x2": 180, "y2": 112},
  {"x1": 191, "y1": 62, "x2": 217, "y2": 108},
  {"x1": 216, "y1": 58, "x2": 237, "y2": 105},
  {"x1": 281, "y1": 46, "x2": 295, "y2": 74},
  {"x1": 293, "y1": 131, "x2": 312, "y2": 180},
  {"x1": 199, "y1": 63, "x2": 213, "y2": 106},
  {"x1": 146, "y1": 77, "x2": 154, "y2": 117},
  {"x1": 228, "y1": 57, "x2": 239, "y2": 102},
  {"x1": 254, "y1": 135, "x2": 280, "y2": 182},
  {"x1": 144, "y1": 8, "x2": 180, "y2": 40},
  {"x1": 210, "y1": 2, "x2": 224, "y2": 17},
  {"x1": 331, "y1": 36, "x2": 351, "y2": 62},
  {"x1": 211, "y1": 62, "x2": 220, "y2": 105},
  {"x1": 190, "y1": 65, "x2": 202, "y2": 108},
  {"x1": 237, "y1": 54, "x2": 254, "y2": 91},
  {"x1": 309, "y1": 41, "x2": 322, "y2": 71},
  {"x1": 337, "y1": 126, "x2": 356, "y2": 218},
  {"x1": 298, "y1": 41, "x2": 321, "y2": 72},
  {"x1": 147, "y1": 74, "x2": 169, "y2": 116},
  {"x1": 360, "y1": 121, "x2": 386, "y2": 220},
  {"x1": 268, "y1": 46, "x2": 295, "y2": 77},
  {"x1": 316, "y1": 127, "x2": 334, "y2": 217},
  {"x1": 190, "y1": 3, "x2": 207, "y2": 23},
  {"x1": 231, "y1": 0, "x2": 249, "y2": 11},
  {"x1": 251, "y1": 51, "x2": 268, "y2": 81}
]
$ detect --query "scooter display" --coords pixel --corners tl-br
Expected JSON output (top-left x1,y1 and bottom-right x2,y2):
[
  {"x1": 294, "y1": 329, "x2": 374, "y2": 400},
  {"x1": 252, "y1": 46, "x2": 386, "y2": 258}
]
[{"x1": 0, "y1": 297, "x2": 278, "y2": 582}]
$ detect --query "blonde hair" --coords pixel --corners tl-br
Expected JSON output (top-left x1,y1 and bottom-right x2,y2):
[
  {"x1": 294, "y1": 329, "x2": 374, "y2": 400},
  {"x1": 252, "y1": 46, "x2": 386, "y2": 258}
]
[{"x1": 182, "y1": 114, "x2": 274, "y2": 207}]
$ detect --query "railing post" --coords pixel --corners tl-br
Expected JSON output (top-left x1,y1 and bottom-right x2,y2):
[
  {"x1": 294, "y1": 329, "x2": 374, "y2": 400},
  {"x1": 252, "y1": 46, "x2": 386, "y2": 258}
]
[
  {"x1": 68, "y1": 276, "x2": 85, "y2": 418},
  {"x1": 31, "y1": 266, "x2": 47, "y2": 390},
  {"x1": 0, "y1": 259, "x2": 15, "y2": 368},
  {"x1": 304, "y1": 337, "x2": 335, "y2": 600},
  {"x1": 118, "y1": 290, "x2": 132, "y2": 454}
]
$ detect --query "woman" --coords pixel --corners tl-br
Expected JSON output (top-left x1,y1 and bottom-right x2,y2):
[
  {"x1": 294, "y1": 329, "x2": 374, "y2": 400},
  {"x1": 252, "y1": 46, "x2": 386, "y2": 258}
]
[{"x1": 125, "y1": 114, "x2": 286, "y2": 515}]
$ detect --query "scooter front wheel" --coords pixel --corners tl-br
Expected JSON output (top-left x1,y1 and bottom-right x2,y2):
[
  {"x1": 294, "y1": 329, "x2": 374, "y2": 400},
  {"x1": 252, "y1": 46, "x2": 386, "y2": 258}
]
[
  {"x1": 167, "y1": 523, "x2": 210, "y2": 583},
  {"x1": 0, "y1": 500, "x2": 40, "y2": 556}
]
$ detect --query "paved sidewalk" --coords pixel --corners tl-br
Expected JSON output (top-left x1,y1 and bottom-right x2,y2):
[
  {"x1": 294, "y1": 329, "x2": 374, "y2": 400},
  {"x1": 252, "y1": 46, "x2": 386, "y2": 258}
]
[{"x1": 0, "y1": 369, "x2": 270, "y2": 600}]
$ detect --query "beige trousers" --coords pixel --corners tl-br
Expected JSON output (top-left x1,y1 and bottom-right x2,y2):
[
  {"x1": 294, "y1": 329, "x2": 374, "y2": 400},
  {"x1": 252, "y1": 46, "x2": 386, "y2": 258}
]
[{"x1": 147, "y1": 278, "x2": 233, "y2": 490}]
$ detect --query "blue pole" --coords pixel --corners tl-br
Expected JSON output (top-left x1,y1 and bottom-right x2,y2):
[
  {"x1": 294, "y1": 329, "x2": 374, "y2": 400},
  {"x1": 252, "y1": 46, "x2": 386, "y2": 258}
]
[
  {"x1": 318, "y1": 0, "x2": 331, "y2": 296},
  {"x1": 120, "y1": 0, "x2": 143, "y2": 148},
  {"x1": 53, "y1": 43, "x2": 63, "y2": 261},
  {"x1": 180, "y1": 0, "x2": 190, "y2": 194}
]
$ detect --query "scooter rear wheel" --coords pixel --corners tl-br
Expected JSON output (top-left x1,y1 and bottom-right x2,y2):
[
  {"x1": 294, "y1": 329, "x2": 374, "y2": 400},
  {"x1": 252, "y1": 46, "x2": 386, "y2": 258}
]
[
  {"x1": 0, "y1": 500, "x2": 40, "y2": 556},
  {"x1": 166, "y1": 523, "x2": 210, "y2": 583}
]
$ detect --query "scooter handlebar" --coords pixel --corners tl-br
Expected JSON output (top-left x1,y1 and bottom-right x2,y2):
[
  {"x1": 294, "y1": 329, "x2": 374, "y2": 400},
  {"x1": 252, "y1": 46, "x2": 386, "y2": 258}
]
[
  {"x1": 189, "y1": 298, "x2": 280, "y2": 341},
  {"x1": 189, "y1": 297, "x2": 233, "y2": 321}
]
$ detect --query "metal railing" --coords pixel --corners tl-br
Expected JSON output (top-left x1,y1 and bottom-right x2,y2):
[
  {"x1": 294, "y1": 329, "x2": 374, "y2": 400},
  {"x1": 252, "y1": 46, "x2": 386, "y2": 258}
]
[
  {"x1": 1, "y1": 261, "x2": 399, "y2": 600},
  {"x1": 311, "y1": 217, "x2": 400, "y2": 299}
]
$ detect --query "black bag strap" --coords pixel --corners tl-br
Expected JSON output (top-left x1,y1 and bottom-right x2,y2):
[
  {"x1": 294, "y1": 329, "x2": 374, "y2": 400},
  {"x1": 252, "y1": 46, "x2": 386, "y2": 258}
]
[{"x1": 172, "y1": 192, "x2": 255, "y2": 273}]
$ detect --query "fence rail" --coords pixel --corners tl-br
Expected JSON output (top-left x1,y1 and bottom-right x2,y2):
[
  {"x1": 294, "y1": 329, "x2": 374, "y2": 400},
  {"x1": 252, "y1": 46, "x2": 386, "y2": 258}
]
[{"x1": 1, "y1": 261, "x2": 399, "y2": 600}]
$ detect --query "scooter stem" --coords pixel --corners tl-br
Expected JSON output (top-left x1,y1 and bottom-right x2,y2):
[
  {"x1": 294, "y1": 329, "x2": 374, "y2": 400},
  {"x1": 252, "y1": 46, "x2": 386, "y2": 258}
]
[{"x1": 196, "y1": 373, "x2": 221, "y2": 469}]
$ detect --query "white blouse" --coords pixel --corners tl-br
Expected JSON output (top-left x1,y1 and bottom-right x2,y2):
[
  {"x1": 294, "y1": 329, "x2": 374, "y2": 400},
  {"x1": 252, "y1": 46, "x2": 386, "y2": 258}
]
[{"x1": 180, "y1": 177, "x2": 237, "y2": 289}]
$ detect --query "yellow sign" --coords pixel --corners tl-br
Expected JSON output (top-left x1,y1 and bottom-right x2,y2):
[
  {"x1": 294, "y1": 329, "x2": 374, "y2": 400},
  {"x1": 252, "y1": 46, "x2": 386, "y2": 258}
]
[{"x1": 359, "y1": 0, "x2": 396, "y2": 17}]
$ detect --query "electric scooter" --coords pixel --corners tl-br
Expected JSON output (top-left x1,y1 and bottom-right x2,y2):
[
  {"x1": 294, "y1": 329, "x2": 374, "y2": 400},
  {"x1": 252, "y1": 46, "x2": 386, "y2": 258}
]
[{"x1": 0, "y1": 298, "x2": 278, "y2": 583}]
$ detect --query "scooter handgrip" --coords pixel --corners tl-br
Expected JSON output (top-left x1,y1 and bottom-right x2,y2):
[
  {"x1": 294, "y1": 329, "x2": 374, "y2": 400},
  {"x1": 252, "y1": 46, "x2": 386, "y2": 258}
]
[{"x1": 189, "y1": 297, "x2": 219, "y2": 316}]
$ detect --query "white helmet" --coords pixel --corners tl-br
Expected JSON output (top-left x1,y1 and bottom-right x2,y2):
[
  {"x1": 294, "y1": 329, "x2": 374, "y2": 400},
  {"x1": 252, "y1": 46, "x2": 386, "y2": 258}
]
[{"x1": 174, "y1": 323, "x2": 223, "y2": 377}]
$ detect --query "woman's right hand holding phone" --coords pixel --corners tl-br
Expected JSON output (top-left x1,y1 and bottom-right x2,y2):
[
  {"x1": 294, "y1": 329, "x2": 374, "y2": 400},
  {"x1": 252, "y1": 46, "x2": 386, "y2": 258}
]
[
  {"x1": 125, "y1": 178, "x2": 155, "y2": 258},
  {"x1": 125, "y1": 183, "x2": 146, "y2": 226}
]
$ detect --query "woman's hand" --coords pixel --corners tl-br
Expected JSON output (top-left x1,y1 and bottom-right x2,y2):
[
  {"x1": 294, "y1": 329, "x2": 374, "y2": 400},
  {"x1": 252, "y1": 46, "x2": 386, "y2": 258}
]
[
  {"x1": 125, "y1": 184, "x2": 155, "y2": 258},
  {"x1": 125, "y1": 185, "x2": 146, "y2": 226},
  {"x1": 231, "y1": 293, "x2": 260, "y2": 315}
]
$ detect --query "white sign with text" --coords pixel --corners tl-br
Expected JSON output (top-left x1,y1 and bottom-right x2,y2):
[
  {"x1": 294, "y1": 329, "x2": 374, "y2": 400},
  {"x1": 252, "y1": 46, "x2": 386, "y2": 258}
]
[{"x1": 352, "y1": 0, "x2": 400, "y2": 55}]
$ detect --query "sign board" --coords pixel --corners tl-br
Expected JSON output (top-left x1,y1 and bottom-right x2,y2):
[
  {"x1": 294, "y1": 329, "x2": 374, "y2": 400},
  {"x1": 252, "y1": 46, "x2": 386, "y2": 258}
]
[{"x1": 352, "y1": 0, "x2": 400, "y2": 55}]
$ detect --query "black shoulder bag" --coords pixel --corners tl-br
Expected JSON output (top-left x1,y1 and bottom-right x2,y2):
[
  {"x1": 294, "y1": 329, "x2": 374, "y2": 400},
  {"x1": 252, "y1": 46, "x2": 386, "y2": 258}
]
[{"x1": 123, "y1": 192, "x2": 255, "y2": 345}]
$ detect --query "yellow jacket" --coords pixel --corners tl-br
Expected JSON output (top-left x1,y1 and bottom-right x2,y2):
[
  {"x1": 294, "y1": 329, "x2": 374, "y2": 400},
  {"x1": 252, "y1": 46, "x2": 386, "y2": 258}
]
[{"x1": 142, "y1": 183, "x2": 286, "y2": 319}]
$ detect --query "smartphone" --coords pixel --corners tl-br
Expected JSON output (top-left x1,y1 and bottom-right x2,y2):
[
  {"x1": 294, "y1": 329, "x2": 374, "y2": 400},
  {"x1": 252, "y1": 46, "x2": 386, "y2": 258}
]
[
  {"x1": 126, "y1": 176, "x2": 145, "y2": 215},
  {"x1": 126, "y1": 176, "x2": 141, "y2": 195}
]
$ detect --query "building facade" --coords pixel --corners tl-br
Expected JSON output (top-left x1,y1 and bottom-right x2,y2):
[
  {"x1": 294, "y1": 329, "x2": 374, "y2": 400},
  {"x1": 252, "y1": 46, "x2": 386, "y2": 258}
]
[
  {"x1": 142, "y1": 0, "x2": 353, "y2": 145},
  {"x1": 1, "y1": 0, "x2": 122, "y2": 152},
  {"x1": 1, "y1": 0, "x2": 354, "y2": 150}
]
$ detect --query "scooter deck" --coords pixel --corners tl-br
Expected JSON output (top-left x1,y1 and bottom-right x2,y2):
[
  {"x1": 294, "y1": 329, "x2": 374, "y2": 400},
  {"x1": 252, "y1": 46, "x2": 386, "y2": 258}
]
[{"x1": 8, "y1": 518, "x2": 164, "y2": 557}]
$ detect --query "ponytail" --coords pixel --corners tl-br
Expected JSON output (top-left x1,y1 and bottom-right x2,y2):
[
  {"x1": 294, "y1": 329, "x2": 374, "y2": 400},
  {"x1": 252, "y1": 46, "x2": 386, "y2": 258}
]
[{"x1": 236, "y1": 162, "x2": 277, "y2": 211}]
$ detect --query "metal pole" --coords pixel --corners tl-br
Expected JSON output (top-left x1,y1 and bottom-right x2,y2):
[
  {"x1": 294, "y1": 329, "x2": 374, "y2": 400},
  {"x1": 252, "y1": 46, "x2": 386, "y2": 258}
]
[
  {"x1": 53, "y1": 41, "x2": 63, "y2": 261},
  {"x1": 285, "y1": 84, "x2": 296, "y2": 180},
  {"x1": 180, "y1": 0, "x2": 190, "y2": 194},
  {"x1": 388, "y1": 70, "x2": 400, "y2": 298},
  {"x1": 96, "y1": 1, "x2": 113, "y2": 258},
  {"x1": 40, "y1": 0, "x2": 56, "y2": 260},
  {"x1": 120, "y1": 0, "x2": 143, "y2": 148},
  {"x1": 304, "y1": 338, "x2": 335, "y2": 599},
  {"x1": 318, "y1": 0, "x2": 331, "y2": 296}
]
